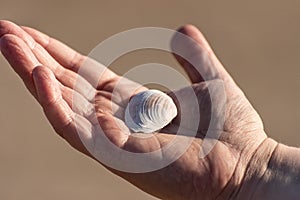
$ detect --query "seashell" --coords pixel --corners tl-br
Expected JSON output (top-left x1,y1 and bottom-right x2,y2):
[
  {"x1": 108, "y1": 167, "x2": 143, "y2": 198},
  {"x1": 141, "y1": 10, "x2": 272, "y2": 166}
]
[{"x1": 125, "y1": 89, "x2": 178, "y2": 133}]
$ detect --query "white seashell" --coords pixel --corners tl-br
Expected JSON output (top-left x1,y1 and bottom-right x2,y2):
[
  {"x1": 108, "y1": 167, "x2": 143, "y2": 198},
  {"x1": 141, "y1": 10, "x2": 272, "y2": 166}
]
[{"x1": 125, "y1": 89, "x2": 178, "y2": 133}]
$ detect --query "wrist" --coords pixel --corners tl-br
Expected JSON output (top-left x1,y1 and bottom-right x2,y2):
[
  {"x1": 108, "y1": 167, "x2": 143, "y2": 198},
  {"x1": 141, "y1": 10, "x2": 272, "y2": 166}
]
[
  {"x1": 235, "y1": 138, "x2": 300, "y2": 200},
  {"x1": 216, "y1": 137, "x2": 278, "y2": 200},
  {"x1": 233, "y1": 137, "x2": 279, "y2": 200},
  {"x1": 252, "y1": 143, "x2": 300, "y2": 199}
]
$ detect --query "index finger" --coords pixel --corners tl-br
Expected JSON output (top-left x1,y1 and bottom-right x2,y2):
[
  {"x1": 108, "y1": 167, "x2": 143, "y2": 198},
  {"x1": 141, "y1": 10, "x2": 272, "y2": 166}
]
[
  {"x1": 22, "y1": 26, "x2": 148, "y2": 100},
  {"x1": 22, "y1": 26, "x2": 148, "y2": 104}
]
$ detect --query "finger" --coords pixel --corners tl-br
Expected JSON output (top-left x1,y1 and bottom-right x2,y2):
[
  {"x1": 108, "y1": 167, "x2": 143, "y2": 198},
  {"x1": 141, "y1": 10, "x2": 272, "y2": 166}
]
[
  {"x1": 21, "y1": 26, "x2": 119, "y2": 89},
  {"x1": 0, "y1": 34, "x2": 40, "y2": 97},
  {"x1": 0, "y1": 20, "x2": 142, "y2": 99},
  {"x1": 61, "y1": 81, "x2": 130, "y2": 148},
  {"x1": 21, "y1": 26, "x2": 84, "y2": 72},
  {"x1": 60, "y1": 87, "x2": 130, "y2": 149},
  {"x1": 29, "y1": 38, "x2": 97, "y2": 101},
  {"x1": 59, "y1": 83, "x2": 128, "y2": 147},
  {"x1": 171, "y1": 25, "x2": 234, "y2": 84},
  {"x1": 22, "y1": 26, "x2": 149, "y2": 101},
  {"x1": 0, "y1": 21, "x2": 96, "y2": 101},
  {"x1": 96, "y1": 112, "x2": 130, "y2": 148},
  {"x1": 94, "y1": 91, "x2": 125, "y2": 120},
  {"x1": 33, "y1": 66, "x2": 75, "y2": 131},
  {"x1": 0, "y1": 21, "x2": 132, "y2": 155},
  {"x1": 61, "y1": 85, "x2": 97, "y2": 124},
  {"x1": 32, "y1": 65, "x2": 94, "y2": 155},
  {"x1": 0, "y1": 20, "x2": 35, "y2": 48},
  {"x1": 33, "y1": 65, "x2": 129, "y2": 154}
]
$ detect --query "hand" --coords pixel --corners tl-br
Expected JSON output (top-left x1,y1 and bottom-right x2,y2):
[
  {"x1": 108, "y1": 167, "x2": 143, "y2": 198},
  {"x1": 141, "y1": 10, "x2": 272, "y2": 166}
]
[{"x1": 0, "y1": 20, "x2": 277, "y2": 200}]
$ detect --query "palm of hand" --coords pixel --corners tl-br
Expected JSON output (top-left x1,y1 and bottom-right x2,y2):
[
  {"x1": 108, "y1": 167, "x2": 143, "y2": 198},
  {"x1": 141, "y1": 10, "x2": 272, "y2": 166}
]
[
  {"x1": 109, "y1": 79, "x2": 266, "y2": 200},
  {"x1": 0, "y1": 21, "x2": 267, "y2": 200}
]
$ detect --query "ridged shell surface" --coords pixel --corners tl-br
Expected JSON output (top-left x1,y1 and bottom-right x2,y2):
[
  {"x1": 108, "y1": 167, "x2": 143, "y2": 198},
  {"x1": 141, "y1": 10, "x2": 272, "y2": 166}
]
[{"x1": 125, "y1": 90, "x2": 178, "y2": 133}]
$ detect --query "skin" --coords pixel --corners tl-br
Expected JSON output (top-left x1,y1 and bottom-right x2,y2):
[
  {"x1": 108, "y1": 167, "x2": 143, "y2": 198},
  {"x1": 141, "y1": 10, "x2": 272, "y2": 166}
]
[{"x1": 0, "y1": 20, "x2": 297, "y2": 200}]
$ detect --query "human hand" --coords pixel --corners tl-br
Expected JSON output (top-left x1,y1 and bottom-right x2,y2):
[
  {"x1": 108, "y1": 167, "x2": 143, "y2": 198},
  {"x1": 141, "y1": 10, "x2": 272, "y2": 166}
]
[{"x1": 0, "y1": 20, "x2": 278, "y2": 200}]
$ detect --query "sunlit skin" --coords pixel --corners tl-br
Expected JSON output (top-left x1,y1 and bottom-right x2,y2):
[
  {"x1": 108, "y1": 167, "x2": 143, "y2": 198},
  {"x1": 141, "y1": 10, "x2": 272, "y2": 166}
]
[{"x1": 0, "y1": 20, "x2": 284, "y2": 199}]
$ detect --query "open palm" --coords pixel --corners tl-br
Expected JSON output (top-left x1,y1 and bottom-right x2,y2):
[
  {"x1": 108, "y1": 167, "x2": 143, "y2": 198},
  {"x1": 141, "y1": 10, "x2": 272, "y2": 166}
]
[{"x1": 0, "y1": 21, "x2": 268, "y2": 200}]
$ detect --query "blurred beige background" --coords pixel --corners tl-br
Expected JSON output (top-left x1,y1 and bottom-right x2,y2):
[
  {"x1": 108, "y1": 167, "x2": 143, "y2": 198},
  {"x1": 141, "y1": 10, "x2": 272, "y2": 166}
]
[{"x1": 0, "y1": 0, "x2": 299, "y2": 199}]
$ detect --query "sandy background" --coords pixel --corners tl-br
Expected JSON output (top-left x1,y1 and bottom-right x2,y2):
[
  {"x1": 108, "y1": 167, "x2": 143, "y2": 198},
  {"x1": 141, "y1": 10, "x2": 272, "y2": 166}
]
[{"x1": 0, "y1": 0, "x2": 299, "y2": 199}]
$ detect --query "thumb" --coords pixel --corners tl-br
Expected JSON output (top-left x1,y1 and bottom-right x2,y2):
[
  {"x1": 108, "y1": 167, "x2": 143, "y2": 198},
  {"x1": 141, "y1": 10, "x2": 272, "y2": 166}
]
[{"x1": 171, "y1": 25, "x2": 234, "y2": 84}]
